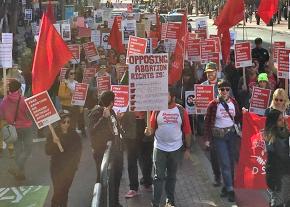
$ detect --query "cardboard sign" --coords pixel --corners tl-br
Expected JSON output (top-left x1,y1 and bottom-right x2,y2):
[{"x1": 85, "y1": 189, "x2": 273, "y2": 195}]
[
  {"x1": 0, "y1": 43, "x2": 12, "y2": 68},
  {"x1": 24, "y1": 9, "x2": 32, "y2": 21},
  {"x1": 127, "y1": 36, "x2": 147, "y2": 57},
  {"x1": 234, "y1": 42, "x2": 252, "y2": 68},
  {"x1": 91, "y1": 30, "x2": 101, "y2": 47},
  {"x1": 121, "y1": 20, "x2": 137, "y2": 44},
  {"x1": 166, "y1": 22, "x2": 181, "y2": 39},
  {"x1": 207, "y1": 52, "x2": 221, "y2": 71},
  {"x1": 195, "y1": 84, "x2": 214, "y2": 114},
  {"x1": 200, "y1": 40, "x2": 215, "y2": 64},
  {"x1": 273, "y1": 41, "x2": 286, "y2": 62},
  {"x1": 61, "y1": 23, "x2": 71, "y2": 41},
  {"x1": 277, "y1": 48, "x2": 290, "y2": 79},
  {"x1": 187, "y1": 38, "x2": 201, "y2": 61},
  {"x1": 101, "y1": 32, "x2": 110, "y2": 49},
  {"x1": 195, "y1": 28, "x2": 207, "y2": 40},
  {"x1": 249, "y1": 87, "x2": 271, "y2": 115},
  {"x1": 111, "y1": 85, "x2": 129, "y2": 113},
  {"x1": 196, "y1": 17, "x2": 208, "y2": 29},
  {"x1": 2, "y1": 33, "x2": 13, "y2": 44},
  {"x1": 83, "y1": 42, "x2": 99, "y2": 62},
  {"x1": 128, "y1": 53, "x2": 168, "y2": 111},
  {"x1": 97, "y1": 75, "x2": 111, "y2": 94},
  {"x1": 164, "y1": 38, "x2": 177, "y2": 53},
  {"x1": 185, "y1": 91, "x2": 196, "y2": 115},
  {"x1": 67, "y1": 44, "x2": 80, "y2": 64},
  {"x1": 25, "y1": 91, "x2": 60, "y2": 129},
  {"x1": 60, "y1": 68, "x2": 68, "y2": 82},
  {"x1": 71, "y1": 83, "x2": 89, "y2": 106},
  {"x1": 82, "y1": 67, "x2": 96, "y2": 84}
]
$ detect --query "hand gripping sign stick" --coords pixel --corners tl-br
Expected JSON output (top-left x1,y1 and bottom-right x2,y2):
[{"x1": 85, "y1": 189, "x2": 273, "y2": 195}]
[{"x1": 49, "y1": 124, "x2": 64, "y2": 152}]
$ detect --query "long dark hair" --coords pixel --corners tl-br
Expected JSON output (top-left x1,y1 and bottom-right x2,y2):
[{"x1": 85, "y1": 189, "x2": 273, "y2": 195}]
[{"x1": 264, "y1": 109, "x2": 283, "y2": 143}]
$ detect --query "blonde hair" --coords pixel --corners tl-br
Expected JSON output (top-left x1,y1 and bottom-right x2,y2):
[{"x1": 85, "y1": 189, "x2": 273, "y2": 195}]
[{"x1": 270, "y1": 88, "x2": 290, "y2": 112}]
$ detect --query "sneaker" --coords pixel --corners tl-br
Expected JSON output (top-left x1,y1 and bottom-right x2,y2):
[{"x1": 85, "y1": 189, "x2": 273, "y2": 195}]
[
  {"x1": 125, "y1": 190, "x2": 138, "y2": 198},
  {"x1": 143, "y1": 185, "x2": 153, "y2": 192},
  {"x1": 227, "y1": 191, "x2": 235, "y2": 202},
  {"x1": 165, "y1": 199, "x2": 175, "y2": 207},
  {"x1": 220, "y1": 187, "x2": 227, "y2": 197}
]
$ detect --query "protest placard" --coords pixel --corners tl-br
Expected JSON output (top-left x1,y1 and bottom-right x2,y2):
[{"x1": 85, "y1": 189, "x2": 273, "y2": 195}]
[
  {"x1": 53, "y1": 24, "x2": 61, "y2": 35},
  {"x1": 128, "y1": 53, "x2": 168, "y2": 111},
  {"x1": 273, "y1": 41, "x2": 286, "y2": 62},
  {"x1": 102, "y1": 9, "x2": 113, "y2": 22},
  {"x1": 121, "y1": 20, "x2": 137, "y2": 44},
  {"x1": 25, "y1": 91, "x2": 60, "y2": 129},
  {"x1": 161, "y1": 23, "x2": 167, "y2": 40},
  {"x1": 0, "y1": 43, "x2": 12, "y2": 68},
  {"x1": 234, "y1": 42, "x2": 252, "y2": 68},
  {"x1": 77, "y1": 27, "x2": 91, "y2": 38},
  {"x1": 249, "y1": 87, "x2": 271, "y2": 115},
  {"x1": 83, "y1": 42, "x2": 99, "y2": 62},
  {"x1": 67, "y1": 44, "x2": 80, "y2": 64},
  {"x1": 207, "y1": 52, "x2": 221, "y2": 71},
  {"x1": 187, "y1": 38, "x2": 201, "y2": 61},
  {"x1": 116, "y1": 65, "x2": 128, "y2": 83},
  {"x1": 97, "y1": 75, "x2": 111, "y2": 94},
  {"x1": 111, "y1": 85, "x2": 129, "y2": 113},
  {"x1": 200, "y1": 40, "x2": 215, "y2": 64},
  {"x1": 164, "y1": 38, "x2": 177, "y2": 53},
  {"x1": 60, "y1": 68, "x2": 68, "y2": 82},
  {"x1": 166, "y1": 22, "x2": 181, "y2": 39},
  {"x1": 101, "y1": 32, "x2": 111, "y2": 49},
  {"x1": 146, "y1": 38, "x2": 153, "y2": 53},
  {"x1": 127, "y1": 4, "x2": 133, "y2": 13},
  {"x1": 195, "y1": 85, "x2": 214, "y2": 114},
  {"x1": 230, "y1": 31, "x2": 237, "y2": 49},
  {"x1": 1, "y1": 33, "x2": 13, "y2": 44},
  {"x1": 277, "y1": 48, "x2": 290, "y2": 79},
  {"x1": 196, "y1": 17, "x2": 208, "y2": 29},
  {"x1": 127, "y1": 36, "x2": 147, "y2": 58},
  {"x1": 185, "y1": 91, "x2": 196, "y2": 115},
  {"x1": 82, "y1": 67, "x2": 96, "y2": 84},
  {"x1": 208, "y1": 37, "x2": 221, "y2": 54},
  {"x1": 71, "y1": 83, "x2": 89, "y2": 106},
  {"x1": 61, "y1": 23, "x2": 71, "y2": 41},
  {"x1": 195, "y1": 28, "x2": 207, "y2": 39},
  {"x1": 24, "y1": 9, "x2": 32, "y2": 21},
  {"x1": 94, "y1": 9, "x2": 103, "y2": 23},
  {"x1": 91, "y1": 30, "x2": 101, "y2": 47}
]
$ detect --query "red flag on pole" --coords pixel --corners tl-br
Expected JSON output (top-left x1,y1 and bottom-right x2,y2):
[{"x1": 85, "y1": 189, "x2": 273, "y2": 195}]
[
  {"x1": 257, "y1": 0, "x2": 279, "y2": 24},
  {"x1": 156, "y1": 13, "x2": 161, "y2": 41},
  {"x1": 32, "y1": 13, "x2": 72, "y2": 95},
  {"x1": 108, "y1": 17, "x2": 126, "y2": 54},
  {"x1": 46, "y1": 0, "x2": 56, "y2": 23}
]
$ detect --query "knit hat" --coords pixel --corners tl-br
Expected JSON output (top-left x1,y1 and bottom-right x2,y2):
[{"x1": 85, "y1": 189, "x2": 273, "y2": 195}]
[
  {"x1": 204, "y1": 62, "x2": 217, "y2": 73},
  {"x1": 258, "y1": 73, "x2": 268, "y2": 82}
]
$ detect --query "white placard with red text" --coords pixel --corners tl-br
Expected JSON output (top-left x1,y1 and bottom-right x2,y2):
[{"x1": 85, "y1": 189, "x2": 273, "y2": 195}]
[
  {"x1": 82, "y1": 68, "x2": 96, "y2": 84},
  {"x1": 25, "y1": 91, "x2": 60, "y2": 129},
  {"x1": 128, "y1": 53, "x2": 168, "y2": 111},
  {"x1": 273, "y1": 41, "x2": 286, "y2": 62},
  {"x1": 111, "y1": 85, "x2": 129, "y2": 113},
  {"x1": 67, "y1": 44, "x2": 80, "y2": 64},
  {"x1": 71, "y1": 83, "x2": 89, "y2": 106},
  {"x1": 249, "y1": 87, "x2": 271, "y2": 115},
  {"x1": 195, "y1": 84, "x2": 214, "y2": 114},
  {"x1": 97, "y1": 75, "x2": 111, "y2": 94},
  {"x1": 200, "y1": 40, "x2": 215, "y2": 64},
  {"x1": 83, "y1": 42, "x2": 100, "y2": 62},
  {"x1": 277, "y1": 48, "x2": 290, "y2": 79},
  {"x1": 234, "y1": 42, "x2": 252, "y2": 68}
]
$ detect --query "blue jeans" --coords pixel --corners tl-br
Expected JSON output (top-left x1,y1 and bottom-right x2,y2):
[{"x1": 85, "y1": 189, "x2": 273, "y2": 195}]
[
  {"x1": 152, "y1": 147, "x2": 182, "y2": 206},
  {"x1": 213, "y1": 131, "x2": 237, "y2": 191},
  {"x1": 14, "y1": 127, "x2": 33, "y2": 171}
]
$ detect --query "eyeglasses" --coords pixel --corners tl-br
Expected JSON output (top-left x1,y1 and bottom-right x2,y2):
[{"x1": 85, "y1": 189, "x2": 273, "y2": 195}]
[
  {"x1": 274, "y1": 98, "x2": 284, "y2": 102},
  {"x1": 219, "y1": 87, "x2": 230, "y2": 92}
]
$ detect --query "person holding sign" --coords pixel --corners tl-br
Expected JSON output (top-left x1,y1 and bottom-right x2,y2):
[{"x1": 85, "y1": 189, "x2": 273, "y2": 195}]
[
  {"x1": 204, "y1": 80, "x2": 242, "y2": 203},
  {"x1": 0, "y1": 80, "x2": 33, "y2": 181},
  {"x1": 252, "y1": 38, "x2": 270, "y2": 73},
  {"x1": 45, "y1": 110, "x2": 82, "y2": 207},
  {"x1": 265, "y1": 88, "x2": 290, "y2": 116}
]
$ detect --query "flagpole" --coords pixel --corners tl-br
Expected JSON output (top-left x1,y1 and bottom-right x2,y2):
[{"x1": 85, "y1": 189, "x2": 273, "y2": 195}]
[{"x1": 270, "y1": 23, "x2": 274, "y2": 46}]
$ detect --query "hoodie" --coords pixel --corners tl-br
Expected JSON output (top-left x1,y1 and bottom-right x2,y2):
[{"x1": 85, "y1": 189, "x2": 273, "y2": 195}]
[{"x1": 0, "y1": 91, "x2": 32, "y2": 128}]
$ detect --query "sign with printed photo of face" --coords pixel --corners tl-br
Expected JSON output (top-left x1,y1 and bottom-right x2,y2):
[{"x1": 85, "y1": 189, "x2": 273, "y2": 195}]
[
  {"x1": 61, "y1": 23, "x2": 71, "y2": 41},
  {"x1": 121, "y1": 20, "x2": 137, "y2": 44}
]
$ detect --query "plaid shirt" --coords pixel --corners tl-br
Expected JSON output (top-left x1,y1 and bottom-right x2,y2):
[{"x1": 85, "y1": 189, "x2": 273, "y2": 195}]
[{"x1": 203, "y1": 97, "x2": 241, "y2": 143}]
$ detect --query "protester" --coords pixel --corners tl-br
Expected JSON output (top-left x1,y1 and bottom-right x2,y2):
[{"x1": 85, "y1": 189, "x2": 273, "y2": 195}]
[
  {"x1": 45, "y1": 111, "x2": 82, "y2": 207},
  {"x1": 265, "y1": 88, "x2": 290, "y2": 116},
  {"x1": 146, "y1": 86, "x2": 191, "y2": 207},
  {"x1": 204, "y1": 80, "x2": 242, "y2": 202},
  {"x1": 252, "y1": 38, "x2": 270, "y2": 73},
  {"x1": 264, "y1": 109, "x2": 290, "y2": 207},
  {"x1": 256, "y1": 73, "x2": 271, "y2": 89},
  {"x1": 88, "y1": 91, "x2": 123, "y2": 207},
  {"x1": 264, "y1": 64, "x2": 278, "y2": 91},
  {"x1": 0, "y1": 80, "x2": 33, "y2": 181}
]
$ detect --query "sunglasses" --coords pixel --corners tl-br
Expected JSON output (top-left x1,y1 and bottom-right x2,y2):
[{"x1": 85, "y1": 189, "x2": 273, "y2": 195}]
[
  {"x1": 274, "y1": 98, "x2": 284, "y2": 102},
  {"x1": 219, "y1": 87, "x2": 230, "y2": 92}
]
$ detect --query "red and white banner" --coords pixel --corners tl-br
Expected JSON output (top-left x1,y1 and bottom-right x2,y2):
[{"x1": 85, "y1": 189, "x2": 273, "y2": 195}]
[
  {"x1": 83, "y1": 42, "x2": 99, "y2": 62},
  {"x1": 209, "y1": 37, "x2": 221, "y2": 54},
  {"x1": 97, "y1": 75, "x2": 111, "y2": 94},
  {"x1": 60, "y1": 68, "x2": 68, "y2": 82},
  {"x1": 200, "y1": 40, "x2": 215, "y2": 64},
  {"x1": 166, "y1": 22, "x2": 181, "y2": 39},
  {"x1": 273, "y1": 41, "x2": 286, "y2": 62},
  {"x1": 68, "y1": 44, "x2": 80, "y2": 64},
  {"x1": 277, "y1": 48, "x2": 290, "y2": 79},
  {"x1": 249, "y1": 87, "x2": 271, "y2": 115},
  {"x1": 71, "y1": 83, "x2": 89, "y2": 106},
  {"x1": 194, "y1": 84, "x2": 214, "y2": 114},
  {"x1": 127, "y1": 36, "x2": 147, "y2": 57},
  {"x1": 82, "y1": 67, "x2": 96, "y2": 84},
  {"x1": 194, "y1": 28, "x2": 207, "y2": 40},
  {"x1": 161, "y1": 23, "x2": 167, "y2": 40},
  {"x1": 25, "y1": 91, "x2": 60, "y2": 129},
  {"x1": 187, "y1": 38, "x2": 201, "y2": 61},
  {"x1": 111, "y1": 85, "x2": 129, "y2": 113},
  {"x1": 234, "y1": 42, "x2": 252, "y2": 68},
  {"x1": 207, "y1": 52, "x2": 221, "y2": 71}
]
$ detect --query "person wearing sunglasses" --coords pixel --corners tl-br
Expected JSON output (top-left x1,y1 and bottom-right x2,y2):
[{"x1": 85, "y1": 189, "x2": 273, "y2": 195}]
[
  {"x1": 204, "y1": 80, "x2": 242, "y2": 203},
  {"x1": 265, "y1": 88, "x2": 290, "y2": 116},
  {"x1": 45, "y1": 111, "x2": 82, "y2": 207}
]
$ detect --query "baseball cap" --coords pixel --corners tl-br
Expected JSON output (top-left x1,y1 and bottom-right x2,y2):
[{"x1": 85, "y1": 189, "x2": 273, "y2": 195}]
[
  {"x1": 204, "y1": 62, "x2": 217, "y2": 73},
  {"x1": 258, "y1": 73, "x2": 268, "y2": 82}
]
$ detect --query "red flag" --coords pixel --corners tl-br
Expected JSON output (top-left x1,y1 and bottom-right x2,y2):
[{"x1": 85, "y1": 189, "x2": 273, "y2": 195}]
[
  {"x1": 257, "y1": 0, "x2": 279, "y2": 24},
  {"x1": 214, "y1": 0, "x2": 244, "y2": 63},
  {"x1": 32, "y1": 13, "x2": 72, "y2": 95},
  {"x1": 168, "y1": 14, "x2": 187, "y2": 85},
  {"x1": 156, "y1": 13, "x2": 161, "y2": 41},
  {"x1": 235, "y1": 112, "x2": 268, "y2": 189},
  {"x1": 108, "y1": 17, "x2": 126, "y2": 54},
  {"x1": 46, "y1": 0, "x2": 56, "y2": 23}
]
